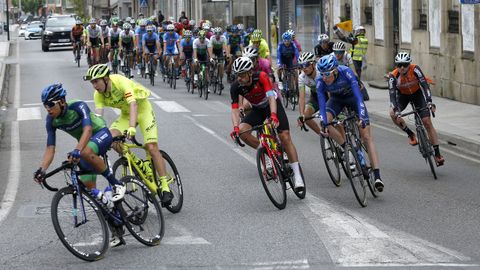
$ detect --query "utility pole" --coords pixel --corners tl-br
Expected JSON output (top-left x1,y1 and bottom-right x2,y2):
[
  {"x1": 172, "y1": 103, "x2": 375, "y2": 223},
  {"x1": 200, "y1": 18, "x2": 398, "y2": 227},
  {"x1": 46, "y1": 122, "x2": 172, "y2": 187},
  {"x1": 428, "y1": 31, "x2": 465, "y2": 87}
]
[{"x1": 6, "y1": 0, "x2": 9, "y2": 41}]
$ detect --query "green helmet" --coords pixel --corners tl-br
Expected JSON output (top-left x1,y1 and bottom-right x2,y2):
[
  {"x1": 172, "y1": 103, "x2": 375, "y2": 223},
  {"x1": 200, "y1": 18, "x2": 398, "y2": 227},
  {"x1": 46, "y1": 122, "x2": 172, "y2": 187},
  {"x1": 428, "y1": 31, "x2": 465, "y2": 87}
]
[
  {"x1": 84, "y1": 64, "x2": 110, "y2": 81},
  {"x1": 252, "y1": 29, "x2": 263, "y2": 36},
  {"x1": 251, "y1": 32, "x2": 262, "y2": 42}
]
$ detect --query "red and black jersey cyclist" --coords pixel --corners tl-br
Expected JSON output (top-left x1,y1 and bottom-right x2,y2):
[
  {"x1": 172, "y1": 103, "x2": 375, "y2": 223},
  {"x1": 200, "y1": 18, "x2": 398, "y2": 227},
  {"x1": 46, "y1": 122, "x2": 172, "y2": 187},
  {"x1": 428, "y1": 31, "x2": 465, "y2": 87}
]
[
  {"x1": 389, "y1": 52, "x2": 444, "y2": 166},
  {"x1": 229, "y1": 57, "x2": 305, "y2": 192}
]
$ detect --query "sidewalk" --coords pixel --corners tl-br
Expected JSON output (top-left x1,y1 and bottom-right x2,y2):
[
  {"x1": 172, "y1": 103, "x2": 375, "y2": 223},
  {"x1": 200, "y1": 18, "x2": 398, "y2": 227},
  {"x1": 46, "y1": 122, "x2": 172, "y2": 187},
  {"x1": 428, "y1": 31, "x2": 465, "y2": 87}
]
[{"x1": 365, "y1": 81, "x2": 480, "y2": 158}]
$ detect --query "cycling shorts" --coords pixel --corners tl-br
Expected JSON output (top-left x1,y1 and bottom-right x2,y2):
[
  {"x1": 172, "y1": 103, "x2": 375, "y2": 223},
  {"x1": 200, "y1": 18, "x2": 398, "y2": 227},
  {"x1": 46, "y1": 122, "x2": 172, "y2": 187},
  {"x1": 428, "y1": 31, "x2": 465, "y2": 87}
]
[
  {"x1": 397, "y1": 89, "x2": 430, "y2": 118},
  {"x1": 306, "y1": 96, "x2": 319, "y2": 112},
  {"x1": 183, "y1": 51, "x2": 193, "y2": 59},
  {"x1": 109, "y1": 99, "x2": 158, "y2": 144},
  {"x1": 213, "y1": 48, "x2": 224, "y2": 58},
  {"x1": 197, "y1": 53, "x2": 208, "y2": 63},
  {"x1": 72, "y1": 36, "x2": 82, "y2": 42},
  {"x1": 145, "y1": 45, "x2": 157, "y2": 54},
  {"x1": 242, "y1": 99, "x2": 289, "y2": 131},
  {"x1": 89, "y1": 37, "x2": 101, "y2": 48},
  {"x1": 78, "y1": 127, "x2": 113, "y2": 183},
  {"x1": 326, "y1": 94, "x2": 370, "y2": 125},
  {"x1": 122, "y1": 42, "x2": 134, "y2": 52},
  {"x1": 164, "y1": 46, "x2": 179, "y2": 56}
]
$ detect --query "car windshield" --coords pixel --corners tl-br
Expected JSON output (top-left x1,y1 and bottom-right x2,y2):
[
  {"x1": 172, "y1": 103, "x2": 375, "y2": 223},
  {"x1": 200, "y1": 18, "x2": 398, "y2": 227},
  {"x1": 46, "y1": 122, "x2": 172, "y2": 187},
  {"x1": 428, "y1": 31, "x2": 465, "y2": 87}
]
[
  {"x1": 27, "y1": 22, "x2": 42, "y2": 29},
  {"x1": 45, "y1": 17, "x2": 75, "y2": 27}
]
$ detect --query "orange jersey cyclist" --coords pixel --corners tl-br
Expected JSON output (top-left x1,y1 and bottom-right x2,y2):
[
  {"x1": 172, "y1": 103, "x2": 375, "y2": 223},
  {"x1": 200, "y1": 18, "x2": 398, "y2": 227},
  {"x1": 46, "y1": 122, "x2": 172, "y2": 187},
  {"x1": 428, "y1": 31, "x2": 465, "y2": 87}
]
[{"x1": 84, "y1": 64, "x2": 174, "y2": 204}]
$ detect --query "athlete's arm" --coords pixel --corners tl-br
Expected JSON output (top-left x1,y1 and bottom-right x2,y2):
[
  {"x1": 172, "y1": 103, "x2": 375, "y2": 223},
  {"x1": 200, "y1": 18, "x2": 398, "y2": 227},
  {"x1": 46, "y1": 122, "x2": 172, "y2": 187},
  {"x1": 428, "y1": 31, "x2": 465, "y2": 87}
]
[
  {"x1": 413, "y1": 65, "x2": 432, "y2": 102},
  {"x1": 316, "y1": 80, "x2": 328, "y2": 127},
  {"x1": 388, "y1": 73, "x2": 399, "y2": 110},
  {"x1": 129, "y1": 101, "x2": 138, "y2": 129}
]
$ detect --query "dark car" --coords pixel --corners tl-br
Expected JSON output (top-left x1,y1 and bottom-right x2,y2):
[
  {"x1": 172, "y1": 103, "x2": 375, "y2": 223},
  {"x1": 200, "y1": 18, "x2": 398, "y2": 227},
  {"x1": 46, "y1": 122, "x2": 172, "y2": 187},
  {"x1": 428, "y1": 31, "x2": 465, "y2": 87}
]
[{"x1": 41, "y1": 15, "x2": 76, "y2": 52}]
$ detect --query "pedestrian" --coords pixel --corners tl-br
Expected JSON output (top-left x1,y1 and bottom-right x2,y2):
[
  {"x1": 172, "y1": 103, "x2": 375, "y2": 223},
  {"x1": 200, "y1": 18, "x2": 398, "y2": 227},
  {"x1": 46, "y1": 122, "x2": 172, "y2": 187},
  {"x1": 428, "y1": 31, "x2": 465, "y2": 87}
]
[
  {"x1": 333, "y1": 25, "x2": 368, "y2": 80},
  {"x1": 178, "y1": 11, "x2": 188, "y2": 23},
  {"x1": 157, "y1": 10, "x2": 165, "y2": 24}
]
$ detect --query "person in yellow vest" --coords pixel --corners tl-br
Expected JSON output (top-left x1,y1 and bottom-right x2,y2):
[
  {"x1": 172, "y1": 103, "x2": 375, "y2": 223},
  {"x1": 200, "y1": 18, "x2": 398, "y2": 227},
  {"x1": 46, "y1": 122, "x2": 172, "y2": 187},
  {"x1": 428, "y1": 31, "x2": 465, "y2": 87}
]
[{"x1": 333, "y1": 24, "x2": 368, "y2": 80}]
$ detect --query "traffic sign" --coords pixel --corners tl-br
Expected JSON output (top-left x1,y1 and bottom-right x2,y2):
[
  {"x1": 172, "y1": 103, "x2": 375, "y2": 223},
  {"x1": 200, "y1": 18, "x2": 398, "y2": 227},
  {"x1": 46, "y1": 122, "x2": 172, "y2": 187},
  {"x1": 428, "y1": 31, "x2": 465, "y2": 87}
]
[{"x1": 139, "y1": 0, "x2": 148, "y2": 8}]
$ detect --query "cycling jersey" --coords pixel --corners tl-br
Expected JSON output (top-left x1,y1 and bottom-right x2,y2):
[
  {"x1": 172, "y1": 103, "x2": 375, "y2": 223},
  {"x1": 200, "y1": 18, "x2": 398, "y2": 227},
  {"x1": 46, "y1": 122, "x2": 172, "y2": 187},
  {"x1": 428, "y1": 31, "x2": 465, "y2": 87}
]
[
  {"x1": 193, "y1": 38, "x2": 211, "y2": 57},
  {"x1": 227, "y1": 34, "x2": 243, "y2": 56},
  {"x1": 71, "y1": 25, "x2": 84, "y2": 38},
  {"x1": 93, "y1": 74, "x2": 158, "y2": 144},
  {"x1": 135, "y1": 27, "x2": 147, "y2": 49},
  {"x1": 109, "y1": 28, "x2": 121, "y2": 47},
  {"x1": 120, "y1": 30, "x2": 135, "y2": 44},
  {"x1": 180, "y1": 38, "x2": 194, "y2": 58},
  {"x1": 316, "y1": 65, "x2": 368, "y2": 126},
  {"x1": 277, "y1": 42, "x2": 299, "y2": 68},
  {"x1": 331, "y1": 51, "x2": 353, "y2": 67},
  {"x1": 230, "y1": 71, "x2": 273, "y2": 108},
  {"x1": 209, "y1": 35, "x2": 227, "y2": 56},
  {"x1": 314, "y1": 42, "x2": 334, "y2": 58},
  {"x1": 299, "y1": 71, "x2": 321, "y2": 111},
  {"x1": 163, "y1": 32, "x2": 180, "y2": 55},
  {"x1": 389, "y1": 64, "x2": 431, "y2": 97},
  {"x1": 101, "y1": 26, "x2": 110, "y2": 40},
  {"x1": 87, "y1": 25, "x2": 102, "y2": 39},
  {"x1": 293, "y1": 39, "x2": 302, "y2": 52},
  {"x1": 142, "y1": 32, "x2": 159, "y2": 53},
  {"x1": 249, "y1": 39, "x2": 270, "y2": 59}
]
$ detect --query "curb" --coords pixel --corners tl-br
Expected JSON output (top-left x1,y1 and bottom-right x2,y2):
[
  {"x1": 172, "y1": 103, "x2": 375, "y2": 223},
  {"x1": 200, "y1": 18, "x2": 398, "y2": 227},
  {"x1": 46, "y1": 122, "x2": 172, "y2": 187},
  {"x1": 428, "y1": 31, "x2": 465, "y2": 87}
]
[
  {"x1": 369, "y1": 112, "x2": 480, "y2": 160},
  {"x1": 366, "y1": 80, "x2": 388, "y2": 89}
]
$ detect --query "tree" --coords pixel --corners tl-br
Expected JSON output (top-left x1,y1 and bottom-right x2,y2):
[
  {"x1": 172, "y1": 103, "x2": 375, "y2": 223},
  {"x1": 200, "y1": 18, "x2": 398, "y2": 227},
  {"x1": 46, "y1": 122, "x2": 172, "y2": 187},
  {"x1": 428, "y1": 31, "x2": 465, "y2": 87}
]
[
  {"x1": 71, "y1": 0, "x2": 86, "y2": 19},
  {"x1": 12, "y1": 0, "x2": 43, "y2": 15}
]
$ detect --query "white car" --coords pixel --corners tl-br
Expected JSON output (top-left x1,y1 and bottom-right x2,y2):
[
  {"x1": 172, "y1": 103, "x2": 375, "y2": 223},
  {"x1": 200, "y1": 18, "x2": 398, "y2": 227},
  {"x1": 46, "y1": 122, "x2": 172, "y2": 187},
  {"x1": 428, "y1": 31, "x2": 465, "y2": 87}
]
[
  {"x1": 18, "y1": 24, "x2": 27, "y2": 37},
  {"x1": 24, "y1": 21, "x2": 43, "y2": 40}
]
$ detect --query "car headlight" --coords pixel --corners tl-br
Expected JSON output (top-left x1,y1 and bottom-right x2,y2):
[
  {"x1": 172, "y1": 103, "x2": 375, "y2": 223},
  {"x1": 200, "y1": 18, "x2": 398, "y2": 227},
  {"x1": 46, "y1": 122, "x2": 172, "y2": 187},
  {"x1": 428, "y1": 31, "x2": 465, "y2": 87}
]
[{"x1": 44, "y1": 30, "x2": 53, "y2": 35}]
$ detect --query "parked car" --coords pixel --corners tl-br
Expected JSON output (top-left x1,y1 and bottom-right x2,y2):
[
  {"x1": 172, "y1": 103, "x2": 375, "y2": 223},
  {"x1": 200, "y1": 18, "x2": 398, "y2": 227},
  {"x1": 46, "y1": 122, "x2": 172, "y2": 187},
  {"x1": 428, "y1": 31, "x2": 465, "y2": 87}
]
[
  {"x1": 18, "y1": 24, "x2": 27, "y2": 37},
  {"x1": 25, "y1": 21, "x2": 43, "y2": 40},
  {"x1": 41, "y1": 15, "x2": 76, "y2": 52},
  {"x1": 17, "y1": 14, "x2": 33, "y2": 25}
]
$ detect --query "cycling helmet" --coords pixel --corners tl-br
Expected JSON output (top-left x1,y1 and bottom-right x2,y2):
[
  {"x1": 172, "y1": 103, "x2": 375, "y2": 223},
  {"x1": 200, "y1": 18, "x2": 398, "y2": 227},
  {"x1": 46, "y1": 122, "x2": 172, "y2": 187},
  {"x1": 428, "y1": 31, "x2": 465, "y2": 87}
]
[
  {"x1": 182, "y1": 18, "x2": 188, "y2": 25},
  {"x1": 146, "y1": 25, "x2": 155, "y2": 32},
  {"x1": 298, "y1": 52, "x2": 315, "y2": 64},
  {"x1": 189, "y1": 20, "x2": 196, "y2": 26},
  {"x1": 125, "y1": 17, "x2": 132, "y2": 22},
  {"x1": 246, "y1": 27, "x2": 254, "y2": 34},
  {"x1": 231, "y1": 25, "x2": 238, "y2": 33},
  {"x1": 198, "y1": 30, "x2": 206, "y2": 38},
  {"x1": 146, "y1": 19, "x2": 152, "y2": 25},
  {"x1": 243, "y1": 46, "x2": 259, "y2": 59},
  {"x1": 139, "y1": 19, "x2": 147, "y2": 27},
  {"x1": 282, "y1": 31, "x2": 292, "y2": 41},
  {"x1": 202, "y1": 24, "x2": 210, "y2": 31},
  {"x1": 183, "y1": 30, "x2": 192, "y2": 38},
  {"x1": 226, "y1": 25, "x2": 232, "y2": 32},
  {"x1": 317, "y1": 54, "x2": 338, "y2": 72},
  {"x1": 232, "y1": 57, "x2": 253, "y2": 74},
  {"x1": 84, "y1": 64, "x2": 110, "y2": 81},
  {"x1": 130, "y1": 19, "x2": 135, "y2": 25},
  {"x1": 76, "y1": 19, "x2": 82, "y2": 25},
  {"x1": 354, "y1": 25, "x2": 366, "y2": 35},
  {"x1": 41, "y1": 83, "x2": 66, "y2": 104},
  {"x1": 123, "y1": 23, "x2": 131, "y2": 30},
  {"x1": 89, "y1": 18, "x2": 96, "y2": 24},
  {"x1": 318, "y1": 33, "x2": 329, "y2": 43},
  {"x1": 332, "y1": 41, "x2": 346, "y2": 51},
  {"x1": 395, "y1": 51, "x2": 412, "y2": 64},
  {"x1": 138, "y1": 13, "x2": 144, "y2": 18},
  {"x1": 286, "y1": 29, "x2": 295, "y2": 36},
  {"x1": 174, "y1": 22, "x2": 183, "y2": 31},
  {"x1": 213, "y1": 27, "x2": 222, "y2": 34},
  {"x1": 100, "y1": 20, "x2": 107, "y2": 26},
  {"x1": 251, "y1": 32, "x2": 262, "y2": 42},
  {"x1": 237, "y1": 24, "x2": 244, "y2": 31},
  {"x1": 166, "y1": 24, "x2": 175, "y2": 31}
]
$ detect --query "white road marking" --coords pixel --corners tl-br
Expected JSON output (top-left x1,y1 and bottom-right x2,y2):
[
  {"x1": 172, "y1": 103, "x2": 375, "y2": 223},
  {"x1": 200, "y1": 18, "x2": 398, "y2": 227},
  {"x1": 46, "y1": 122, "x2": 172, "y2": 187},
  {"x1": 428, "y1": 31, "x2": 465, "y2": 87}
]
[
  {"x1": 192, "y1": 114, "x2": 210, "y2": 117},
  {"x1": 164, "y1": 221, "x2": 210, "y2": 245},
  {"x1": 242, "y1": 259, "x2": 310, "y2": 269},
  {"x1": 155, "y1": 101, "x2": 190, "y2": 112},
  {"x1": 149, "y1": 91, "x2": 161, "y2": 99},
  {"x1": 300, "y1": 195, "x2": 476, "y2": 267},
  {"x1": 17, "y1": 107, "x2": 41, "y2": 121}
]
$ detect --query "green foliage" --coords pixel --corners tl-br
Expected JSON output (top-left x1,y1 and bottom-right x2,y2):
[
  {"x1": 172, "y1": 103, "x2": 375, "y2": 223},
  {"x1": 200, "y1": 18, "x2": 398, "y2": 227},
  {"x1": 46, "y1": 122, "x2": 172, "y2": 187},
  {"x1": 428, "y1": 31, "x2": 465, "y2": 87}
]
[
  {"x1": 13, "y1": 0, "x2": 43, "y2": 15},
  {"x1": 72, "y1": 0, "x2": 86, "y2": 19}
]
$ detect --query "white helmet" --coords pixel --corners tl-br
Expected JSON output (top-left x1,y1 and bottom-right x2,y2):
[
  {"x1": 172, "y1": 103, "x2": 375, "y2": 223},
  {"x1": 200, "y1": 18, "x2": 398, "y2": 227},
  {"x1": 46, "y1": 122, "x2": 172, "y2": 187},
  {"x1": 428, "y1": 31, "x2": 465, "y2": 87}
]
[
  {"x1": 332, "y1": 41, "x2": 346, "y2": 51},
  {"x1": 232, "y1": 57, "x2": 253, "y2": 74},
  {"x1": 298, "y1": 52, "x2": 315, "y2": 65},
  {"x1": 237, "y1": 23, "x2": 244, "y2": 30},
  {"x1": 354, "y1": 25, "x2": 366, "y2": 36},
  {"x1": 318, "y1": 33, "x2": 329, "y2": 42},
  {"x1": 395, "y1": 52, "x2": 411, "y2": 64},
  {"x1": 242, "y1": 46, "x2": 259, "y2": 58},
  {"x1": 286, "y1": 29, "x2": 295, "y2": 36},
  {"x1": 89, "y1": 18, "x2": 97, "y2": 24},
  {"x1": 166, "y1": 24, "x2": 175, "y2": 31}
]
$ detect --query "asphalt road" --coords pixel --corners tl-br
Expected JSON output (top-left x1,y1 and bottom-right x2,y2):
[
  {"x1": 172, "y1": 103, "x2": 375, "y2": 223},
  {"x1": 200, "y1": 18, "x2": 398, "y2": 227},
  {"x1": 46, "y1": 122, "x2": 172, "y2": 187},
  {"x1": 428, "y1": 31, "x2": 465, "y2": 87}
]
[{"x1": 0, "y1": 37, "x2": 479, "y2": 269}]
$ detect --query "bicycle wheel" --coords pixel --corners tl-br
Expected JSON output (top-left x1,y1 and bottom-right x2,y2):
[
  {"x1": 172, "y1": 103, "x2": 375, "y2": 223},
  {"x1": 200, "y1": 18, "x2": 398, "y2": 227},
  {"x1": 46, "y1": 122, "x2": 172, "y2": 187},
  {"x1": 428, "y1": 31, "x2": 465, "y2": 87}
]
[
  {"x1": 173, "y1": 68, "x2": 177, "y2": 89},
  {"x1": 158, "y1": 150, "x2": 184, "y2": 213},
  {"x1": 117, "y1": 176, "x2": 165, "y2": 246},
  {"x1": 359, "y1": 144, "x2": 377, "y2": 198},
  {"x1": 204, "y1": 77, "x2": 209, "y2": 100},
  {"x1": 320, "y1": 136, "x2": 342, "y2": 187},
  {"x1": 282, "y1": 87, "x2": 289, "y2": 109},
  {"x1": 345, "y1": 145, "x2": 367, "y2": 207},
  {"x1": 150, "y1": 62, "x2": 155, "y2": 86},
  {"x1": 218, "y1": 76, "x2": 223, "y2": 95},
  {"x1": 198, "y1": 79, "x2": 203, "y2": 98},
  {"x1": 417, "y1": 127, "x2": 437, "y2": 179},
  {"x1": 51, "y1": 186, "x2": 109, "y2": 261},
  {"x1": 256, "y1": 147, "x2": 287, "y2": 210}
]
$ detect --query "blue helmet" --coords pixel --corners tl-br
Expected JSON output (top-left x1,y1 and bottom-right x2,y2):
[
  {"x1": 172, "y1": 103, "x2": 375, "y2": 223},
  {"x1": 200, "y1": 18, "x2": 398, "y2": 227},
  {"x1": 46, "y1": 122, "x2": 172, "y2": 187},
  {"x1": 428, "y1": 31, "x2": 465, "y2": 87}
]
[
  {"x1": 317, "y1": 54, "x2": 338, "y2": 72},
  {"x1": 282, "y1": 32, "x2": 292, "y2": 41},
  {"x1": 41, "y1": 83, "x2": 66, "y2": 104},
  {"x1": 231, "y1": 25, "x2": 238, "y2": 33},
  {"x1": 246, "y1": 27, "x2": 254, "y2": 34}
]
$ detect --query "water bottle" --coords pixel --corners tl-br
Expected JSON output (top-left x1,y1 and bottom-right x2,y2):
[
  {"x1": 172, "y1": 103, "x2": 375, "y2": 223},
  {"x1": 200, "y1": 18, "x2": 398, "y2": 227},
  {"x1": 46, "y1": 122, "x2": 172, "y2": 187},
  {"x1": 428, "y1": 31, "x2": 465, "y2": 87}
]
[
  {"x1": 357, "y1": 149, "x2": 366, "y2": 168},
  {"x1": 283, "y1": 152, "x2": 289, "y2": 163},
  {"x1": 91, "y1": 188, "x2": 113, "y2": 209},
  {"x1": 143, "y1": 160, "x2": 154, "y2": 181},
  {"x1": 103, "y1": 186, "x2": 114, "y2": 209}
]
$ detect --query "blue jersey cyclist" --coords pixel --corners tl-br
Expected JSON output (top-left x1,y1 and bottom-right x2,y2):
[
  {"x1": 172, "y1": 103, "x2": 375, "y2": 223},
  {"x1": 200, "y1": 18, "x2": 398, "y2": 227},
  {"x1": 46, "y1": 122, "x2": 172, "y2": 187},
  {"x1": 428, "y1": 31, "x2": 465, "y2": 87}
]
[
  {"x1": 142, "y1": 25, "x2": 162, "y2": 75},
  {"x1": 33, "y1": 83, "x2": 126, "y2": 200},
  {"x1": 316, "y1": 54, "x2": 385, "y2": 192},
  {"x1": 135, "y1": 19, "x2": 147, "y2": 75},
  {"x1": 277, "y1": 31, "x2": 299, "y2": 88},
  {"x1": 163, "y1": 24, "x2": 181, "y2": 77},
  {"x1": 179, "y1": 30, "x2": 194, "y2": 78}
]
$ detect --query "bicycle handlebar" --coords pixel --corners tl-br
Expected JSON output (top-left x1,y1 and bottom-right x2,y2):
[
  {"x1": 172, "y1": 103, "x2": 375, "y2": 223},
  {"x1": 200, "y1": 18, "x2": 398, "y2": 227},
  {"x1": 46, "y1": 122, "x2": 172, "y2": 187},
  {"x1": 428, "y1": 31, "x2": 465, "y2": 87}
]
[{"x1": 42, "y1": 161, "x2": 74, "y2": 192}]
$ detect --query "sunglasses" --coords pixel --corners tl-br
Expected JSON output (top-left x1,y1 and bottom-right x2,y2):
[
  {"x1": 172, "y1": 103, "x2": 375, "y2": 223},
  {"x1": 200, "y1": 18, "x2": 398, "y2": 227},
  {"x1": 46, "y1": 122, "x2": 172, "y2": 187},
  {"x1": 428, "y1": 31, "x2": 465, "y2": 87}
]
[
  {"x1": 397, "y1": 63, "x2": 409, "y2": 68},
  {"x1": 320, "y1": 70, "x2": 335, "y2": 77},
  {"x1": 334, "y1": 50, "x2": 344, "y2": 55},
  {"x1": 44, "y1": 100, "x2": 61, "y2": 109},
  {"x1": 300, "y1": 62, "x2": 312, "y2": 69}
]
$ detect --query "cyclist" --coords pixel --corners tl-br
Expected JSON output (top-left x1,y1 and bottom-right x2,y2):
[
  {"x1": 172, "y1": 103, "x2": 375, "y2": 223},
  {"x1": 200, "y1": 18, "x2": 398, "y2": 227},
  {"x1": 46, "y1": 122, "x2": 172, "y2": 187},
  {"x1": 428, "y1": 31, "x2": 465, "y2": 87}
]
[
  {"x1": 389, "y1": 52, "x2": 444, "y2": 166},
  {"x1": 108, "y1": 21, "x2": 121, "y2": 69},
  {"x1": 243, "y1": 46, "x2": 272, "y2": 77},
  {"x1": 99, "y1": 20, "x2": 110, "y2": 64},
  {"x1": 84, "y1": 64, "x2": 174, "y2": 204},
  {"x1": 249, "y1": 29, "x2": 270, "y2": 61},
  {"x1": 174, "y1": 22, "x2": 184, "y2": 36},
  {"x1": 297, "y1": 52, "x2": 322, "y2": 135},
  {"x1": 86, "y1": 18, "x2": 104, "y2": 66},
  {"x1": 135, "y1": 19, "x2": 148, "y2": 75},
  {"x1": 71, "y1": 19, "x2": 84, "y2": 63},
  {"x1": 314, "y1": 34, "x2": 334, "y2": 59},
  {"x1": 208, "y1": 27, "x2": 228, "y2": 90},
  {"x1": 163, "y1": 24, "x2": 181, "y2": 78},
  {"x1": 34, "y1": 83, "x2": 126, "y2": 199},
  {"x1": 142, "y1": 25, "x2": 162, "y2": 76},
  {"x1": 119, "y1": 23, "x2": 136, "y2": 74},
  {"x1": 316, "y1": 54, "x2": 385, "y2": 192},
  {"x1": 193, "y1": 30, "x2": 211, "y2": 85},
  {"x1": 277, "y1": 31, "x2": 299, "y2": 90},
  {"x1": 287, "y1": 29, "x2": 302, "y2": 53},
  {"x1": 179, "y1": 30, "x2": 194, "y2": 79},
  {"x1": 203, "y1": 23, "x2": 214, "y2": 39},
  {"x1": 226, "y1": 25, "x2": 244, "y2": 83},
  {"x1": 229, "y1": 57, "x2": 305, "y2": 192}
]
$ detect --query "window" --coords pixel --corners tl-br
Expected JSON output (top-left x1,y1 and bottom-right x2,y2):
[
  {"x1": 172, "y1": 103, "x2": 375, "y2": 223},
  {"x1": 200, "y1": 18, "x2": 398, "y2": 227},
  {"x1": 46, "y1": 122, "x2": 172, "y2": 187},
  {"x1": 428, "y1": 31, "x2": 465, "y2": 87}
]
[
  {"x1": 364, "y1": 6, "x2": 373, "y2": 25},
  {"x1": 413, "y1": 0, "x2": 427, "y2": 30},
  {"x1": 448, "y1": 0, "x2": 460, "y2": 34}
]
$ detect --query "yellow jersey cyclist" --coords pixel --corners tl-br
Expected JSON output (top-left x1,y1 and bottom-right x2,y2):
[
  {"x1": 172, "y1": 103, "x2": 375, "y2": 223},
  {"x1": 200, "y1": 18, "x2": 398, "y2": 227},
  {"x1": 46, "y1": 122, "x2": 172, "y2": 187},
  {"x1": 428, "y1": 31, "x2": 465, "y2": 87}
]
[
  {"x1": 249, "y1": 29, "x2": 270, "y2": 62},
  {"x1": 84, "y1": 64, "x2": 174, "y2": 204},
  {"x1": 389, "y1": 52, "x2": 444, "y2": 166},
  {"x1": 33, "y1": 83, "x2": 126, "y2": 200}
]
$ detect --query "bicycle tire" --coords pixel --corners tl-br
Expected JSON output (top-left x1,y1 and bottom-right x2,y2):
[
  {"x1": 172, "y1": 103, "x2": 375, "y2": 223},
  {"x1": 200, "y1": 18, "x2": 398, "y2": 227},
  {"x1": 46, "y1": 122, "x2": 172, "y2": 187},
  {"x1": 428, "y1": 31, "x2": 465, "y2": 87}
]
[
  {"x1": 417, "y1": 127, "x2": 437, "y2": 179},
  {"x1": 359, "y1": 144, "x2": 378, "y2": 198},
  {"x1": 51, "y1": 186, "x2": 109, "y2": 261},
  {"x1": 218, "y1": 76, "x2": 223, "y2": 95},
  {"x1": 320, "y1": 136, "x2": 342, "y2": 187},
  {"x1": 173, "y1": 70, "x2": 177, "y2": 89},
  {"x1": 282, "y1": 88, "x2": 289, "y2": 109},
  {"x1": 117, "y1": 176, "x2": 165, "y2": 246},
  {"x1": 198, "y1": 79, "x2": 203, "y2": 98},
  {"x1": 158, "y1": 150, "x2": 184, "y2": 213},
  {"x1": 345, "y1": 145, "x2": 367, "y2": 207},
  {"x1": 256, "y1": 147, "x2": 287, "y2": 210},
  {"x1": 204, "y1": 78, "x2": 209, "y2": 100}
]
